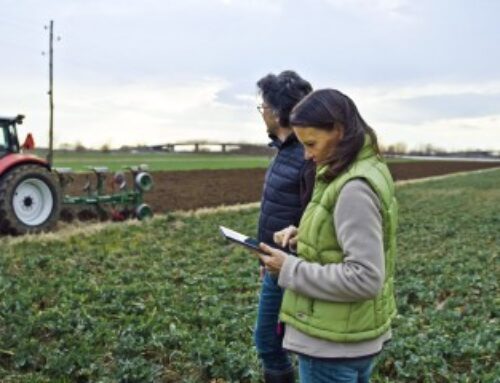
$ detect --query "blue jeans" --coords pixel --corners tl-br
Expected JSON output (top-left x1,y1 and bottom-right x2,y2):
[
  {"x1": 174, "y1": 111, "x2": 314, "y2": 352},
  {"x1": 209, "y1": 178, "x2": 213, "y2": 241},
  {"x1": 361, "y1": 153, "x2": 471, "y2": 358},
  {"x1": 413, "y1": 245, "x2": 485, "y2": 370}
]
[
  {"x1": 254, "y1": 271, "x2": 293, "y2": 375},
  {"x1": 298, "y1": 354, "x2": 375, "y2": 383}
]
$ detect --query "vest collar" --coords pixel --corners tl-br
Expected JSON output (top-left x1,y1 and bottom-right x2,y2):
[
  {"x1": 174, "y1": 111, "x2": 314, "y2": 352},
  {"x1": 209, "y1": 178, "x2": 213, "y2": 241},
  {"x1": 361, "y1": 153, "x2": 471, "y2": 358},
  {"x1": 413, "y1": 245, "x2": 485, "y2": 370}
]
[
  {"x1": 357, "y1": 134, "x2": 376, "y2": 161},
  {"x1": 268, "y1": 132, "x2": 298, "y2": 149}
]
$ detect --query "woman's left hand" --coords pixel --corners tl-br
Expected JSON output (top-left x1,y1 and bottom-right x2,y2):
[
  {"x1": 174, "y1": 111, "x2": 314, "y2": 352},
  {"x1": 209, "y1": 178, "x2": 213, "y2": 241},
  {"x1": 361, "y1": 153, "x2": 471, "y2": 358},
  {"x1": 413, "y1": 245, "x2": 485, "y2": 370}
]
[{"x1": 258, "y1": 243, "x2": 289, "y2": 275}]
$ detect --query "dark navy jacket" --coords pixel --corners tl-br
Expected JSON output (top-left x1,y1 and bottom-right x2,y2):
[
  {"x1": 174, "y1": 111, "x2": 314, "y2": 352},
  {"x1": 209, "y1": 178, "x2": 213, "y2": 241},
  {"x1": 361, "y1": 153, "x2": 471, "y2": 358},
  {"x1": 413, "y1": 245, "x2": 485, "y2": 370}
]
[{"x1": 258, "y1": 134, "x2": 315, "y2": 247}]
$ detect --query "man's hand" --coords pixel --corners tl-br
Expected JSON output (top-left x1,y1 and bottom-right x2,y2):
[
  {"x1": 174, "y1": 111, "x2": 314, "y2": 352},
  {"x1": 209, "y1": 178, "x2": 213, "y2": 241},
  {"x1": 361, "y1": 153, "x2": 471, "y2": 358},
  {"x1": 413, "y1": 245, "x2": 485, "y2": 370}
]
[
  {"x1": 273, "y1": 225, "x2": 298, "y2": 250},
  {"x1": 258, "y1": 243, "x2": 289, "y2": 275}
]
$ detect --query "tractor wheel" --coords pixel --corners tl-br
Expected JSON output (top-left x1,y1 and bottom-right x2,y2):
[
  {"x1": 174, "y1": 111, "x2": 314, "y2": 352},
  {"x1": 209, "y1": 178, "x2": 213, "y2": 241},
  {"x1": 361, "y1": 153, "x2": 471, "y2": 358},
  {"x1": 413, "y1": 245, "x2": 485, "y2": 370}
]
[
  {"x1": 0, "y1": 164, "x2": 62, "y2": 235},
  {"x1": 135, "y1": 172, "x2": 154, "y2": 192},
  {"x1": 135, "y1": 203, "x2": 153, "y2": 220}
]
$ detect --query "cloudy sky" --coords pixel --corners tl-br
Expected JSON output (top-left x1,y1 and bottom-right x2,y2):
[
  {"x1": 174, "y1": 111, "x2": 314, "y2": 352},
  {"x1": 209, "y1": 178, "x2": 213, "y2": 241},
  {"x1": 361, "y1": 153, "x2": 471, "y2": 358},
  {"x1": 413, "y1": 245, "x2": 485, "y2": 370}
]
[{"x1": 1, "y1": 0, "x2": 499, "y2": 150}]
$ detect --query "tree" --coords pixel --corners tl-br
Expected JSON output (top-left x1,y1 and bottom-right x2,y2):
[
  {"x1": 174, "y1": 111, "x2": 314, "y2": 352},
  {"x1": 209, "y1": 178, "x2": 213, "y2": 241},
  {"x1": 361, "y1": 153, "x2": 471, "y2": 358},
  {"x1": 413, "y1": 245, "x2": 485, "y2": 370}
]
[
  {"x1": 394, "y1": 142, "x2": 407, "y2": 154},
  {"x1": 100, "y1": 144, "x2": 111, "y2": 153},
  {"x1": 75, "y1": 141, "x2": 86, "y2": 152}
]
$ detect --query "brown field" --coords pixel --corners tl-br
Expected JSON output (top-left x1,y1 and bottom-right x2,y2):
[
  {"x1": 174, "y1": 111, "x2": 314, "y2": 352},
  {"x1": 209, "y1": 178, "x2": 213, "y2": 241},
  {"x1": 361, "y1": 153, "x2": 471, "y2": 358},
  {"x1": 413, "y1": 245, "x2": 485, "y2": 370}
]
[{"x1": 63, "y1": 161, "x2": 500, "y2": 217}]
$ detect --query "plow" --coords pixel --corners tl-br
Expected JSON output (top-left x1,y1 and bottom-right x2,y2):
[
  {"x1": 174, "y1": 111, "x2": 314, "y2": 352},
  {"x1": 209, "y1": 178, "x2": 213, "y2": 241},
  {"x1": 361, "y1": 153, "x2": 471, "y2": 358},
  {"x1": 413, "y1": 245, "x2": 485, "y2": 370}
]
[{"x1": 0, "y1": 115, "x2": 153, "y2": 235}]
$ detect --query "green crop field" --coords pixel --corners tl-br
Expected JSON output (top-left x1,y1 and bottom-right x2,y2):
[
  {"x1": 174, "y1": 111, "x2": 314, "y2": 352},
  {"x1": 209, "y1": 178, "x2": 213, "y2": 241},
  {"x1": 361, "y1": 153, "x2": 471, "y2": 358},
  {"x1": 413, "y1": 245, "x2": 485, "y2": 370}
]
[
  {"x1": 34, "y1": 151, "x2": 413, "y2": 172},
  {"x1": 0, "y1": 170, "x2": 498, "y2": 382},
  {"x1": 49, "y1": 152, "x2": 274, "y2": 172}
]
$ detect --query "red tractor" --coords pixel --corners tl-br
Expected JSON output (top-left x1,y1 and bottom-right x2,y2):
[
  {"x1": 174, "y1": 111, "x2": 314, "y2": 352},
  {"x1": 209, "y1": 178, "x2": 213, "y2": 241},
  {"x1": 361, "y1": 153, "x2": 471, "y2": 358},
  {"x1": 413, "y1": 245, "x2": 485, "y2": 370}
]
[
  {"x1": 0, "y1": 115, "x2": 153, "y2": 236},
  {"x1": 0, "y1": 115, "x2": 62, "y2": 234}
]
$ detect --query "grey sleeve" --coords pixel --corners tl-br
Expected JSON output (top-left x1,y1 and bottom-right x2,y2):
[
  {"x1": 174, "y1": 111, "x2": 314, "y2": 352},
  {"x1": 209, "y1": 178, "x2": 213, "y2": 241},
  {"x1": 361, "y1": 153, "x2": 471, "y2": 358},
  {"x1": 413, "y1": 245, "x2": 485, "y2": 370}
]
[{"x1": 278, "y1": 179, "x2": 385, "y2": 302}]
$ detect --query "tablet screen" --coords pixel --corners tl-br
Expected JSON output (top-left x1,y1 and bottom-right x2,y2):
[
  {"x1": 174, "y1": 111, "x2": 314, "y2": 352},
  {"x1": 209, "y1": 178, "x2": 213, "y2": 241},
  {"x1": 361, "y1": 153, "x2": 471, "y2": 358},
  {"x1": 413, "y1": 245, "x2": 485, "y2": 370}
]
[{"x1": 219, "y1": 226, "x2": 266, "y2": 254}]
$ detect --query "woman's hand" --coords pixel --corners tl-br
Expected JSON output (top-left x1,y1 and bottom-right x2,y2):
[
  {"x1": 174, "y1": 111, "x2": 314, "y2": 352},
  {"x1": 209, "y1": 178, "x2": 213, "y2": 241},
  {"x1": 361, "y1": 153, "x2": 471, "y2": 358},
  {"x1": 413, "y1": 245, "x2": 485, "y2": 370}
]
[
  {"x1": 273, "y1": 225, "x2": 298, "y2": 250},
  {"x1": 258, "y1": 243, "x2": 289, "y2": 275}
]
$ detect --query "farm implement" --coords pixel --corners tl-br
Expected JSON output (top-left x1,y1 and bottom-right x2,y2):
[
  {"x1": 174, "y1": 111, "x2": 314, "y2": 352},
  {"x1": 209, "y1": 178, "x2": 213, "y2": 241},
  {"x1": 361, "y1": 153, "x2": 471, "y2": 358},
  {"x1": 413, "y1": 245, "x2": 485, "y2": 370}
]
[{"x1": 0, "y1": 115, "x2": 153, "y2": 235}]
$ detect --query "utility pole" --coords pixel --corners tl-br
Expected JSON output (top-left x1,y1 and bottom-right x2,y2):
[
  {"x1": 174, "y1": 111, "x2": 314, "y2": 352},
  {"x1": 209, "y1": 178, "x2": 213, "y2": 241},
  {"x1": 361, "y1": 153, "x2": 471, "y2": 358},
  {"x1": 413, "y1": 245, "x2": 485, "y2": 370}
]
[{"x1": 45, "y1": 20, "x2": 55, "y2": 166}]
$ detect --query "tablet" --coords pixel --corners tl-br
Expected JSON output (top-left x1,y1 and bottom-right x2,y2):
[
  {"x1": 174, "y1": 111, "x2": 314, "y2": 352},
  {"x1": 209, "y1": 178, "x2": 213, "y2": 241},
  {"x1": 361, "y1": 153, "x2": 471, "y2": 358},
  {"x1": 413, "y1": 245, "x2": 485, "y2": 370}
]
[{"x1": 219, "y1": 226, "x2": 267, "y2": 255}]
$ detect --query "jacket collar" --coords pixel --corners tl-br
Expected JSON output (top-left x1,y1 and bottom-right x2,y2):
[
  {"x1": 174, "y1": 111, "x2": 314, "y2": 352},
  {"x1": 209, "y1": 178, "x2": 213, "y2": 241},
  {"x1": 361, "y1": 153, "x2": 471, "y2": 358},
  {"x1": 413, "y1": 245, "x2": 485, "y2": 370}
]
[{"x1": 268, "y1": 132, "x2": 298, "y2": 150}]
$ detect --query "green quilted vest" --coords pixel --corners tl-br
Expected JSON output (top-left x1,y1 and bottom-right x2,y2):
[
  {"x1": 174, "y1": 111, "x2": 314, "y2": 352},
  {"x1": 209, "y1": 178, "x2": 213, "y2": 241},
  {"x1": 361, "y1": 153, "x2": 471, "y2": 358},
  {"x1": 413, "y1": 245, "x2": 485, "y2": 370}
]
[{"x1": 280, "y1": 136, "x2": 398, "y2": 343}]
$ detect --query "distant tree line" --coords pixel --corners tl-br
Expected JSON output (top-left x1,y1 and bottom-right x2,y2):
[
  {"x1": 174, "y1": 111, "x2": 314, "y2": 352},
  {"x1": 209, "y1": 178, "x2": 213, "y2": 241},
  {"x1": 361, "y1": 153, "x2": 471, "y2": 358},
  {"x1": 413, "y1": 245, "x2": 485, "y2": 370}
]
[
  {"x1": 380, "y1": 142, "x2": 499, "y2": 158},
  {"x1": 54, "y1": 141, "x2": 499, "y2": 159}
]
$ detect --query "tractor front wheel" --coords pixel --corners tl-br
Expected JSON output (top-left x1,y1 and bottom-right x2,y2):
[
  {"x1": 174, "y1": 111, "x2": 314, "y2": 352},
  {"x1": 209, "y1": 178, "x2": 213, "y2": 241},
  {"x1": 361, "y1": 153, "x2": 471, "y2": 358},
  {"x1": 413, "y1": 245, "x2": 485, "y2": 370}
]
[{"x1": 0, "y1": 164, "x2": 62, "y2": 235}]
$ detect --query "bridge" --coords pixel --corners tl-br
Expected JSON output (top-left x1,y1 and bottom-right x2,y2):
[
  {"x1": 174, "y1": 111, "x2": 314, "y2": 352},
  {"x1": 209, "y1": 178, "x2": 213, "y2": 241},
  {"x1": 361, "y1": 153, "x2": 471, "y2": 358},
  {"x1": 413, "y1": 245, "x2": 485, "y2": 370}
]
[{"x1": 149, "y1": 142, "x2": 268, "y2": 153}]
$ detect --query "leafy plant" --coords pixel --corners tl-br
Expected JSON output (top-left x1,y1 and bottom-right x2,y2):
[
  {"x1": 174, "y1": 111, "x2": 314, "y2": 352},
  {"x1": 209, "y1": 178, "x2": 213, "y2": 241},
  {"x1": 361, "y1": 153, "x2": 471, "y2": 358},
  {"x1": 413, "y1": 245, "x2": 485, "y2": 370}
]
[{"x1": 1, "y1": 170, "x2": 499, "y2": 382}]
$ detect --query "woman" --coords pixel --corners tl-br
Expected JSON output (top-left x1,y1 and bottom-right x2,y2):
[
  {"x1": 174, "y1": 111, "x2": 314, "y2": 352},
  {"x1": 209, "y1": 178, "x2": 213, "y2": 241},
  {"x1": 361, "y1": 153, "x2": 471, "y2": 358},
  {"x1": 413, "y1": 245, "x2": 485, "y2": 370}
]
[{"x1": 258, "y1": 89, "x2": 398, "y2": 383}]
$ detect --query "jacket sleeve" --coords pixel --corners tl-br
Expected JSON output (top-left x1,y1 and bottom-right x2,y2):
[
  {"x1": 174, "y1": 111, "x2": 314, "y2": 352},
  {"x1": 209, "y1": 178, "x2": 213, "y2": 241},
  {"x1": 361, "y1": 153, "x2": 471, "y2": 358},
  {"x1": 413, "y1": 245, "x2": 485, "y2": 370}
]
[{"x1": 278, "y1": 179, "x2": 385, "y2": 302}]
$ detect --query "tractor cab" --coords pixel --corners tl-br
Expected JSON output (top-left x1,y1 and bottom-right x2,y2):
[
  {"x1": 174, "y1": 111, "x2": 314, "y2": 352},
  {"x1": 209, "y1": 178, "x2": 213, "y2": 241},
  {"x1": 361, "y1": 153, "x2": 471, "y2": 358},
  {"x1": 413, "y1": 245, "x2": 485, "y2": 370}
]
[{"x1": 0, "y1": 115, "x2": 25, "y2": 158}]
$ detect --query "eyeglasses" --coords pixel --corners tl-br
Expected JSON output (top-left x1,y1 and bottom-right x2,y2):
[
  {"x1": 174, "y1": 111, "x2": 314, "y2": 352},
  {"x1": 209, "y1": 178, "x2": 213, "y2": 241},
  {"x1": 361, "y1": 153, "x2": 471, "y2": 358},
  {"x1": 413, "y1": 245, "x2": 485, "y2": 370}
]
[{"x1": 257, "y1": 104, "x2": 272, "y2": 114}]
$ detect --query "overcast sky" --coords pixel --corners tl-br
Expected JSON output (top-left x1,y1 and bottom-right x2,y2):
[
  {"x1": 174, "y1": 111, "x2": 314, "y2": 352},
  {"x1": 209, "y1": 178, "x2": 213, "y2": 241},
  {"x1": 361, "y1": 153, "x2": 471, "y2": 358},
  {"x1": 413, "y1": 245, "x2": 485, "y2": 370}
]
[{"x1": 1, "y1": 0, "x2": 499, "y2": 150}]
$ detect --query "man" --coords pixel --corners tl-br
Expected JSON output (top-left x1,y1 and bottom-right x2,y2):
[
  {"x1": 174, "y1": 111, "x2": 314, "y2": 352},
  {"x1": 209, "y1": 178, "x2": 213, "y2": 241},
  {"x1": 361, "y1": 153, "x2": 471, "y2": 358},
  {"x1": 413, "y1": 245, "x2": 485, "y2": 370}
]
[{"x1": 255, "y1": 70, "x2": 315, "y2": 383}]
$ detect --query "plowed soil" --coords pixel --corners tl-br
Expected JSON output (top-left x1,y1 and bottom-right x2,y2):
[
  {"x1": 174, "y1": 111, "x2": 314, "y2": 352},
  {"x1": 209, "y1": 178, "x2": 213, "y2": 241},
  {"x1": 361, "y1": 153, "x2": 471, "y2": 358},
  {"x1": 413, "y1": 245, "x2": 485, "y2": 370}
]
[{"x1": 63, "y1": 161, "x2": 499, "y2": 217}]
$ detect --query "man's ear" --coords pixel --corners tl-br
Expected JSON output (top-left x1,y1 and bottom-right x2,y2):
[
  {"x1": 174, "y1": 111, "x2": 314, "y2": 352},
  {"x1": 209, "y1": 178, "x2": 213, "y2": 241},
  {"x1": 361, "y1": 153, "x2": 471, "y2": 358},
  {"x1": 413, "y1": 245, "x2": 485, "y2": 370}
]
[{"x1": 274, "y1": 112, "x2": 281, "y2": 125}]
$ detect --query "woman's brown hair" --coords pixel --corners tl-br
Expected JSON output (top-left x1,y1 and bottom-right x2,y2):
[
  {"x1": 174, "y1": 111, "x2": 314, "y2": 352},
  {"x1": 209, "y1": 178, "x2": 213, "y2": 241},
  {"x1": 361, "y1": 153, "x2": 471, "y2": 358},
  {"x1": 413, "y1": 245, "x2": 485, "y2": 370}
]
[{"x1": 290, "y1": 89, "x2": 380, "y2": 182}]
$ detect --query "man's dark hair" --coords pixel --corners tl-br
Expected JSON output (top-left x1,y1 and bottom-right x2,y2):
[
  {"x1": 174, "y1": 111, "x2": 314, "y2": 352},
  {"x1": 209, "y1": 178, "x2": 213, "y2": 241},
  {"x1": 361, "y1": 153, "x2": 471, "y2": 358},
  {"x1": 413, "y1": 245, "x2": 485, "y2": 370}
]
[{"x1": 257, "y1": 70, "x2": 313, "y2": 127}]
